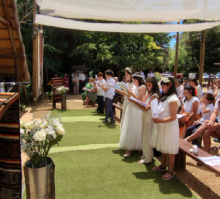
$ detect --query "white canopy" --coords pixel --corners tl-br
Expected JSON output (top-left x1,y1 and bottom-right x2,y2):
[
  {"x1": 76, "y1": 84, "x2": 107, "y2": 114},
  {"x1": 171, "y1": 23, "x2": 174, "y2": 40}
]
[
  {"x1": 38, "y1": 0, "x2": 220, "y2": 22},
  {"x1": 36, "y1": 15, "x2": 220, "y2": 33}
]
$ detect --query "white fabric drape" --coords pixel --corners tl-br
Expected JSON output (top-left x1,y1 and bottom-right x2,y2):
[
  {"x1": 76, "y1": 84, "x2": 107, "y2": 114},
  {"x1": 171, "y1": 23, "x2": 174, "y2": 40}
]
[
  {"x1": 38, "y1": 0, "x2": 220, "y2": 22},
  {"x1": 36, "y1": 15, "x2": 220, "y2": 33}
]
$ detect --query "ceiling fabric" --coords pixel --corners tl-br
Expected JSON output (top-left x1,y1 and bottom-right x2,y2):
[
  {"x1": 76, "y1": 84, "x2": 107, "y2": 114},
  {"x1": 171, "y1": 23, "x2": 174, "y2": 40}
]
[
  {"x1": 38, "y1": 0, "x2": 220, "y2": 22},
  {"x1": 35, "y1": 14, "x2": 220, "y2": 33}
]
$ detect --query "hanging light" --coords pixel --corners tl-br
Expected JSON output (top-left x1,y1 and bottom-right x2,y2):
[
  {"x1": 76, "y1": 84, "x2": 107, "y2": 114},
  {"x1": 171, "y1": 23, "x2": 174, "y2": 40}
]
[
  {"x1": 33, "y1": 28, "x2": 38, "y2": 37},
  {"x1": 197, "y1": 32, "x2": 202, "y2": 42}
]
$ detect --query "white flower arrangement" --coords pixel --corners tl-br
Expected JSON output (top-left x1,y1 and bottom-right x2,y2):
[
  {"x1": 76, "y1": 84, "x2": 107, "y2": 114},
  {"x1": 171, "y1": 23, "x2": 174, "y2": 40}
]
[
  {"x1": 57, "y1": 86, "x2": 69, "y2": 95},
  {"x1": 161, "y1": 77, "x2": 170, "y2": 83},
  {"x1": 20, "y1": 113, "x2": 65, "y2": 168}
]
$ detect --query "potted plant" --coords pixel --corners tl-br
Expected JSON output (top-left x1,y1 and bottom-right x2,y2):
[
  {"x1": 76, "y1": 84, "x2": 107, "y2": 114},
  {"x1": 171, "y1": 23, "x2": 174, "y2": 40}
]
[
  {"x1": 20, "y1": 113, "x2": 65, "y2": 199},
  {"x1": 57, "y1": 86, "x2": 69, "y2": 109}
]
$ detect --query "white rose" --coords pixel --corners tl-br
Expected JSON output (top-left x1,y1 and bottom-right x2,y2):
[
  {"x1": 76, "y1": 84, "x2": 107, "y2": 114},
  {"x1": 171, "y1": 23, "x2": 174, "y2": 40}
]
[
  {"x1": 33, "y1": 131, "x2": 47, "y2": 141},
  {"x1": 25, "y1": 121, "x2": 35, "y2": 129},
  {"x1": 56, "y1": 126, "x2": 65, "y2": 135},
  {"x1": 20, "y1": 121, "x2": 26, "y2": 128},
  {"x1": 45, "y1": 126, "x2": 55, "y2": 135},
  {"x1": 40, "y1": 121, "x2": 48, "y2": 129},
  {"x1": 20, "y1": 128, "x2": 24, "y2": 134}
]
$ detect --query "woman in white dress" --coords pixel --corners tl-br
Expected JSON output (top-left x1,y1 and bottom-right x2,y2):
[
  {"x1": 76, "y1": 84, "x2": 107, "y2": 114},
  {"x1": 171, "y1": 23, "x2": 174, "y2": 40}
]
[
  {"x1": 119, "y1": 73, "x2": 146, "y2": 157},
  {"x1": 207, "y1": 79, "x2": 215, "y2": 94},
  {"x1": 115, "y1": 67, "x2": 134, "y2": 130},
  {"x1": 130, "y1": 77, "x2": 160, "y2": 163},
  {"x1": 151, "y1": 77, "x2": 180, "y2": 180}
]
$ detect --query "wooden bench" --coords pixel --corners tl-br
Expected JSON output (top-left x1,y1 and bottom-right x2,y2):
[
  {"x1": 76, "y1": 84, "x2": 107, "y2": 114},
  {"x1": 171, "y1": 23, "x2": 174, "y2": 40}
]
[
  {"x1": 52, "y1": 77, "x2": 64, "y2": 108},
  {"x1": 175, "y1": 138, "x2": 220, "y2": 175},
  {"x1": 112, "y1": 103, "x2": 123, "y2": 121}
]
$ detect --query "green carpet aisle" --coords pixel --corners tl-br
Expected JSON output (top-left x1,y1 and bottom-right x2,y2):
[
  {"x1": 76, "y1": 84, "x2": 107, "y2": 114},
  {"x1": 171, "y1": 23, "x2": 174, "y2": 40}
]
[{"x1": 23, "y1": 109, "x2": 199, "y2": 199}]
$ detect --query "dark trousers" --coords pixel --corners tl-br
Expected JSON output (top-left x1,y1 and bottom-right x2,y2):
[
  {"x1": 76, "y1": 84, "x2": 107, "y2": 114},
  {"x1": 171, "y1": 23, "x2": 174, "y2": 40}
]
[
  {"x1": 105, "y1": 97, "x2": 114, "y2": 121},
  {"x1": 79, "y1": 81, "x2": 85, "y2": 93},
  {"x1": 97, "y1": 95, "x2": 104, "y2": 113},
  {"x1": 184, "y1": 123, "x2": 202, "y2": 145}
]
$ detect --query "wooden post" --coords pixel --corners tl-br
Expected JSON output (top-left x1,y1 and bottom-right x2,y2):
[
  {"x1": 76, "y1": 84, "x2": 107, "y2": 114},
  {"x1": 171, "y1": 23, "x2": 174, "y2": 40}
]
[
  {"x1": 15, "y1": 57, "x2": 19, "y2": 92},
  {"x1": 199, "y1": 30, "x2": 206, "y2": 86},
  {"x1": 33, "y1": 0, "x2": 38, "y2": 105},
  {"x1": 174, "y1": 31, "x2": 179, "y2": 79}
]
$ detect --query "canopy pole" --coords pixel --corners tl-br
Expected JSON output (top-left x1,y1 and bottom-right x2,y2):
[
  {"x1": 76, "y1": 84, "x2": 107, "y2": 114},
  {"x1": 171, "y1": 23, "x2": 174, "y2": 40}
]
[
  {"x1": 199, "y1": 30, "x2": 206, "y2": 86},
  {"x1": 174, "y1": 30, "x2": 179, "y2": 79},
  {"x1": 33, "y1": 0, "x2": 38, "y2": 105}
]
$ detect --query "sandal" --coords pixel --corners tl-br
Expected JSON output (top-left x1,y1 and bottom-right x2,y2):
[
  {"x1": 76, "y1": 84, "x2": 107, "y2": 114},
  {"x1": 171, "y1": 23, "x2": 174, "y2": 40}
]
[
  {"x1": 138, "y1": 159, "x2": 147, "y2": 164},
  {"x1": 152, "y1": 165, "x2": 166, "y2": 172},
  {"x1": 162, "y1": 171, "x2": 174, "y2": 180},
  {"x1": 140, "y1": 155, "x2": 145, "y2": 159}
]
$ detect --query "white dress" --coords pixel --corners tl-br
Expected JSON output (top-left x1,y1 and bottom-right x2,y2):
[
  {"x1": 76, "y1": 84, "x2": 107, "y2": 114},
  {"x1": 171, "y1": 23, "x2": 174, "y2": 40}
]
[
  {"x1": 120, "y1": 82, "x2": 133, "y2": 131},
  {"x1": 142, "y1": 93, "x2": 158, "y2": 163},
  {"x1": 150, "y1": 94, "x2": 180, "y2": 154},
  {"x1": 119, "y1": 85, "x2": 144, "y2": 150}
]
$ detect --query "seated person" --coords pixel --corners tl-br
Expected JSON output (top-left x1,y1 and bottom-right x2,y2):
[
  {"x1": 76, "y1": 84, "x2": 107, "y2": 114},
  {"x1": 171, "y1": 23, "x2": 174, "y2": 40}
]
[
  {"x1": 185, "y1": 98, "x2": 220, "y2": 154},
  {"x1": 86, "y1": 78, "x2": 97, "y2": 106},
  {"x1": 179, "y1": 85, "x2": 200, "y2": 138},
  {"x1": 185, "y1": 92, "x2": 215, "y2": 145},
  {"x1": 82, "y1": 77, "x2": 94, "y2": 105},
  {"x1": 175, "y1": 79, "x2": 184, "y2": 100}
]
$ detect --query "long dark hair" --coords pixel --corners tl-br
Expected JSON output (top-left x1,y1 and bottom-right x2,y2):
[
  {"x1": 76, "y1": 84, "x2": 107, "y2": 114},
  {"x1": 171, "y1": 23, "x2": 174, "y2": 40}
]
[
  {"x1": 132, "y1": 72, "x2": 145, "y2": 87},
  {"x1": 160, "y1": 77, "x2": 177, "y2": 102},
  {"x1": 207, "y1": 79, "x2": 214, "y2": 90},
  {"x1": 189, "y1": 78, "x2": 198, "y2": 86},
  {"x1": 183, "y1": 85, "x2": 196, "y2": 102},
  {"x1": 125, "y1": 67, "x2": 134, "y2": 83},
  {"x1": 146, "y1": 77, "x2": 160, "y2": 98}
]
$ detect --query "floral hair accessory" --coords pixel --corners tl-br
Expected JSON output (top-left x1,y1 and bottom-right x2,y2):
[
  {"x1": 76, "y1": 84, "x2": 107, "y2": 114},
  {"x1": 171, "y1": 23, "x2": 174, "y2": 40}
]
[
  {"x1": 161, "y1": 77, "x2": 170, "y2": 83},
  {"x1": 125, "y1": 67, "x2": 132, "y2": 74}
]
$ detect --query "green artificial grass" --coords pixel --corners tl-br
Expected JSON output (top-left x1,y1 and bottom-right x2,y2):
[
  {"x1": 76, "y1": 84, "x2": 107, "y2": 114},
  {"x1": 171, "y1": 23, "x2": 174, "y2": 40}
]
[{"x1": 23, "y1": 109, "x2": 199, "y2": 199}]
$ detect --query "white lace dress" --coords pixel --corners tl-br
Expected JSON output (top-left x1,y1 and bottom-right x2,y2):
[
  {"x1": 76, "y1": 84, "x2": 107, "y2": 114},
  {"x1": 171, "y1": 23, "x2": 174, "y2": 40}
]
[
  {"x1": 120, "y1": 82, "x2": 134, "y2": 131},
  {"x1": 119, "y1": 85, "x2": 144, "y2": 150},
  {"x1": 150, "y1": 94, "x2": 180, "y2": 154},
  {"x1": 142, "y1": 93, "x2": 158, "y2": 163}
]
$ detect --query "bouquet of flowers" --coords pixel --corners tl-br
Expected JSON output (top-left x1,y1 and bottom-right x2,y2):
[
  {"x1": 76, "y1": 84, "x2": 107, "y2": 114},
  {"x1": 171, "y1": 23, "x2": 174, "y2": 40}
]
[
  {"x1": 57, "y1": 86, "x2": 69, "y2": 95},
  {"x1": 20, "y1": 113, "x2": 65, "y2": 168}
]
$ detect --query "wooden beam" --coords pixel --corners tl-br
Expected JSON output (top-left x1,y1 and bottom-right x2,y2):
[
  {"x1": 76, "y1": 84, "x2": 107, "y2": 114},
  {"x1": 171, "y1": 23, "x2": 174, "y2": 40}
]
[
  {"x1": 0, "y1": 16, "x2": 10, "y2": 26},
  {"x1": 33, "y1": 0, "x2": 38, "y2": 105},
  {"x1": 0, "y1": 54, "x2": 23, "y2": 58},
  {"x1": 174, "y1": 31, "x2": 179, "y2": 79},
  {"x1": 15, "y1": 57, "x2": 19, "y2": 92},
  {"x1": 2, "y1": 0, "x2": 17, "y2": 54},
  {"x1": 199, "y1": 30, "x2": 206, "y2": 86}
]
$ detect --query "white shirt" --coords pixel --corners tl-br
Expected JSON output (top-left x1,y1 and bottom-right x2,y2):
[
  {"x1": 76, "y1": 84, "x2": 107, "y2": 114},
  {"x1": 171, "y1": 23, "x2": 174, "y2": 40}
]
[
  {"x1": 216, "y1": 91, "x2": 220, "y2": 100},
  {"x1": 196, "y1": 85, "x2": 202, "y2": 98},
  {"x1": 97, "y1": 79, "x2": 106, "y2": 96},
  {"x1": 79, "y1": 73, "x2": 85, "y2": 81},
  {"x1": 200, "y1": 103, "x2": 215, "y2": 124},
  {"x1": 147, "y1": 72, "x2": 155, "y2": 77},
  {"x1": 105, "y1": 77, "x2": 115, "y2": 99},
  {"x1": 176, "y1": 85, "x2": 184, "y2": 99},
  {"x1": 215, "y1": 99, "x2": 220, "y2": 122},
  {"x1": 183, "y1": 96, "x2": 200, "y2": 114},
  {"x1": 140, "y1": 71, "x2": 145, "y2": 78}
]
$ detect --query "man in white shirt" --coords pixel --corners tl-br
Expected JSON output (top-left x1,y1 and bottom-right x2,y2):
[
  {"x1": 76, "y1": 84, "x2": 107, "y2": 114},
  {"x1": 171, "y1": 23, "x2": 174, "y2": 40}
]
[
  {"x1": 79, "y1": 70, "x2": 86, "y2": 93},
  {"x1": 98, "y1": 69, "x2": 115, "y2": 124},
  {"x1": 185, "y1": 92, "x2": 215, "y2": 145},
  {"x1": 96, "y1": 72, "x2": 106, "y2": 113},
  {"x1": 140, "y1": 69, "x2": 145, "y2": 79},
  {"x1": 175, "y1": 79, "x2": 184, "y2": 100},
  {"x1": 147, "y1": 69, "x2": 155, "y2": 78}
]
